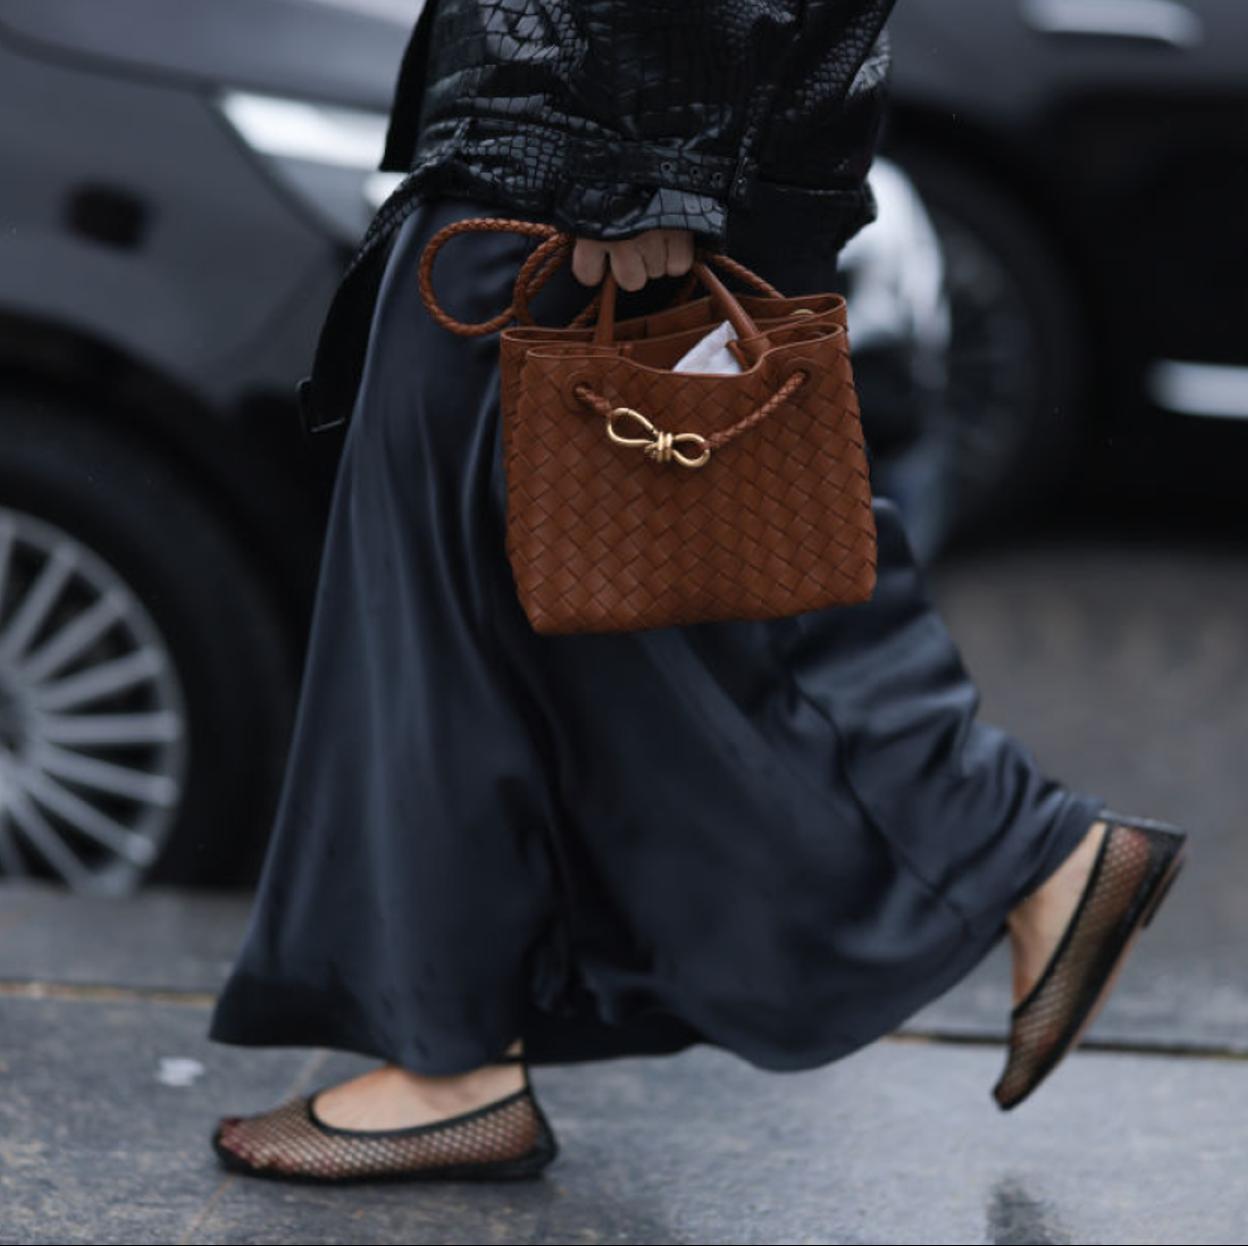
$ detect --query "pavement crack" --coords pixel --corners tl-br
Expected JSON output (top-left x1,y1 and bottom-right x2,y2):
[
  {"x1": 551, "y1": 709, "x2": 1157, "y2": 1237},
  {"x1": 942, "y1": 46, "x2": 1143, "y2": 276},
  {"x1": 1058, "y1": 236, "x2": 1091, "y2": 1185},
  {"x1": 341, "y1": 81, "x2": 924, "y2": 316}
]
[
  {"x1": 0, "y1": 978, "x2": 217, "y2": 1006},
  {"x1": 888, "y1": 1026, "x2": 1248, "y2": 1061}
]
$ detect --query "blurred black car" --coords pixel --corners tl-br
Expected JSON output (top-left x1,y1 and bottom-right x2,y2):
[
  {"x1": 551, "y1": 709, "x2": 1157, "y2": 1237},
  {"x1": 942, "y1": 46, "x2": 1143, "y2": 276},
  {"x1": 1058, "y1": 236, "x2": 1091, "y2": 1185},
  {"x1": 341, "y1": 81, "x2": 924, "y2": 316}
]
[
  {"x1": 0, "y1": 0, "x2": 410, "y2": 891},
  {"x1": 880, "y1": 0, "x2": 1248, "y2": 532}
]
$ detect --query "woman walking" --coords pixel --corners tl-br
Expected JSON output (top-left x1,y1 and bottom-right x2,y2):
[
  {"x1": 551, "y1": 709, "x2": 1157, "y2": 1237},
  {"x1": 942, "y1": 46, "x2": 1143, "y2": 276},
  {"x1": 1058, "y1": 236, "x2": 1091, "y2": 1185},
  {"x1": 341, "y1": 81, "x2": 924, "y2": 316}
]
[{"x1": 207, "y1": 0, "x2": 1188, "y2": 1182}]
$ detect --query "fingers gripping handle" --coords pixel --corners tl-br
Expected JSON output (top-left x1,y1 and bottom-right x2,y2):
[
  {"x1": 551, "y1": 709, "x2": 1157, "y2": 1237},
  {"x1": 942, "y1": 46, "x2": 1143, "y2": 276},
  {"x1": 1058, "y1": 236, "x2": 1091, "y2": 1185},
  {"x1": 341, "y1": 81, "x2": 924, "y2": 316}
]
[{"x1": 416, "y1": 217, "x2": 787, "y2": 339}]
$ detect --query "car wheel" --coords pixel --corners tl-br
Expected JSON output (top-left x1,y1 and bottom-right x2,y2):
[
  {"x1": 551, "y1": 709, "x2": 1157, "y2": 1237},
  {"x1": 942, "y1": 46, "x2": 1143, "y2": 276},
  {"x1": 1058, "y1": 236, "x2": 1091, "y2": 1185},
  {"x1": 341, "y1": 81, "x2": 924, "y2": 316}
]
[
  {"x1": 889, "y1": 149, "x2": 1088, "y2": 538},
  {"x1": 0, "y1": 397, "x2": 296, "y2": 893}
]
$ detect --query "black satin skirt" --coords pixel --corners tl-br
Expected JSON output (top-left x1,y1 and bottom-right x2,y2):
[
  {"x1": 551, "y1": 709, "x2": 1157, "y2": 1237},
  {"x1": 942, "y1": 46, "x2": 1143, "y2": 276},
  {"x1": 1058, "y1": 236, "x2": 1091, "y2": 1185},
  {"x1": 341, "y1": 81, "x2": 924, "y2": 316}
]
[{"x1": 207, "y1": 193, "x2": 1109, "y2": 1075}]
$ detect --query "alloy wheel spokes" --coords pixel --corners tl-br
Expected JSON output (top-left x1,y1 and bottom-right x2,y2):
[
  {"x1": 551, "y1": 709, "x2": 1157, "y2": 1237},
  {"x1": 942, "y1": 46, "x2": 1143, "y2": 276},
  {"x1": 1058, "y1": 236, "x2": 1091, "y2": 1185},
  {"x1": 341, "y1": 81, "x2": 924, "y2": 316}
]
[{"x1": 0, "y1": 506, "x2": 188, "y2": 893}]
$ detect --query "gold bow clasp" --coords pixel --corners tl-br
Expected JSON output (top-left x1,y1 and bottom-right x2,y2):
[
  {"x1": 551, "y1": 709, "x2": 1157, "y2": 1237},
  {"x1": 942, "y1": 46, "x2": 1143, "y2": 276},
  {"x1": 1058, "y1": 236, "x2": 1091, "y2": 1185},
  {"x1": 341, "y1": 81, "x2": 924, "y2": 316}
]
[{"x1": 606, "y1": 406, "x2": 710, "y2": 468}]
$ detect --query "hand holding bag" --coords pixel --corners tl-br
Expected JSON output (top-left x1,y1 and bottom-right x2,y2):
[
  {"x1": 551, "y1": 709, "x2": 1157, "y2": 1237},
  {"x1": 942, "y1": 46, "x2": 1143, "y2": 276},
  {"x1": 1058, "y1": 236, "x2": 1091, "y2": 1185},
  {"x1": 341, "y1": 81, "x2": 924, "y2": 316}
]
[{"x1": 417, "y1": 216, "x2": 878, "y2": 635}]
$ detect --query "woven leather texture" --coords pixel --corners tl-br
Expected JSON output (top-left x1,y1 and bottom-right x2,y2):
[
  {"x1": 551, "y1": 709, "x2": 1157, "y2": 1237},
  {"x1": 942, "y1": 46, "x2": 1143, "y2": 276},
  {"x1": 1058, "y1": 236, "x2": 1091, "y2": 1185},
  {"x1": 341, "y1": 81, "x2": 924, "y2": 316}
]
[{"x1": 420, "y1": 216, "x2": 877, "y2": 635}]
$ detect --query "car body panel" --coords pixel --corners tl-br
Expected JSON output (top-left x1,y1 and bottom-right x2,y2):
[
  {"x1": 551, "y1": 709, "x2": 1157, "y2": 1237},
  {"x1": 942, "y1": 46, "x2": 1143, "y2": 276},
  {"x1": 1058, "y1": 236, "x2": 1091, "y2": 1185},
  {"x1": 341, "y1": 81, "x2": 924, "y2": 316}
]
[
  {"x1": 885, "y1": 0, "x2": 1248, "y2": 417},
  {"x1": 0, "y1": 0, "x2": 403, "y2": 109},
  {"x1": 0, "y1": 15, "x2": 349, "y2": 412}
]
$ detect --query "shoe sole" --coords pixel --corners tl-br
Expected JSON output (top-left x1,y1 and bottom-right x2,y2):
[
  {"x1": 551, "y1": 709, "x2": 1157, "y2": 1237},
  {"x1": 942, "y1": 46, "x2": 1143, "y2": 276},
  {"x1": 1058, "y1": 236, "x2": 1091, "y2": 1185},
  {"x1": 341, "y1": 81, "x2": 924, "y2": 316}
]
[{"x1": 994, "y1": 824, "x2": 1187, "y2": 1111}]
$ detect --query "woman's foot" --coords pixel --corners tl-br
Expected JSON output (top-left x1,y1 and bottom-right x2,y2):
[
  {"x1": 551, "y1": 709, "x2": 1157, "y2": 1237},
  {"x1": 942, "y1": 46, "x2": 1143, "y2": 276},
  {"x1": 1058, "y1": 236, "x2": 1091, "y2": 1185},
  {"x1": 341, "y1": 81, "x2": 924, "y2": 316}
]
[
  {"x1": 992, "y1": 811, "x2": 1187, "y2": 1108},
  {"x1": 308, "y1": 1036, "x2": 526, "y2": 1131},
  {"x1": 1005, "y1": 818, "x2": 1109, "y2": 1007},
  {"x1": 308, "y1": 1065, "x2": 526, "y2": 1131},
  {"x1": 211, "y1": 1034, "x2": 561, "y2": 1182}
]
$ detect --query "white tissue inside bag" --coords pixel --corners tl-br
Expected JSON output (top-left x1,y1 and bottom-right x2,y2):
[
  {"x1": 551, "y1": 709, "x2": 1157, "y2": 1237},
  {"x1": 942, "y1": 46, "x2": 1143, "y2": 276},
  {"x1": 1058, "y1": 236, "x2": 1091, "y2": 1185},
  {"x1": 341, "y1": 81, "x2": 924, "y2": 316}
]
[{"x1": 672, "y1": 319, "x2": 743, "y2": 374}]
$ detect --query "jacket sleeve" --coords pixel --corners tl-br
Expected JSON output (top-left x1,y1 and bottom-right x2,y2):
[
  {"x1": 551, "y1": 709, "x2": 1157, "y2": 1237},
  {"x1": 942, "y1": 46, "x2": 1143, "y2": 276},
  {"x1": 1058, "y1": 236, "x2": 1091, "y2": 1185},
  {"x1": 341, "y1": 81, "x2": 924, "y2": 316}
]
[
  {"x1": 379, "y1": 1, "x2": 897, "y2": 250},
  {"x1": 547, "y1": 0, "x2": 899, "y2": 248},
  {"x1": 379, "y1": 1, "x2": 437, "y2": 177}
]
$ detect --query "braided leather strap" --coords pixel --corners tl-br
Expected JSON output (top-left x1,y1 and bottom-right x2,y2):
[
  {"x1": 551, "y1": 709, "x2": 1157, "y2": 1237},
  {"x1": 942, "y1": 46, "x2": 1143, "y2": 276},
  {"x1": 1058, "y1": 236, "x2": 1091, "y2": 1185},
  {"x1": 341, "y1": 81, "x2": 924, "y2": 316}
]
[
  {"x1": 571, "y1": 369, "x2": 809, "y2": 467},
  {"x1": 416, "y1": 216, "x2": 807, "y2": 466},
  {"x1": 416, "y1": 216, "x2": 785, "y2": 337},
  {"x1": 417, "y1": 218, "x2": 598, "y2": 335}
]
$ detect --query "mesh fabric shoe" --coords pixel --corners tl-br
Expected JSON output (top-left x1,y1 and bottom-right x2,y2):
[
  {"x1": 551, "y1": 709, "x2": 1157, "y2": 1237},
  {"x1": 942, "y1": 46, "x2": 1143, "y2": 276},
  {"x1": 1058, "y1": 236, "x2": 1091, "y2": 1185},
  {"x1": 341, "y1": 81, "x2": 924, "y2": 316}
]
[
  {"x1": 211, "y1": 1053, "x2": 559, "y2": 1183},
  {"x1": 993, "y1": 810, "x2": 1188, "y2": 1110}
]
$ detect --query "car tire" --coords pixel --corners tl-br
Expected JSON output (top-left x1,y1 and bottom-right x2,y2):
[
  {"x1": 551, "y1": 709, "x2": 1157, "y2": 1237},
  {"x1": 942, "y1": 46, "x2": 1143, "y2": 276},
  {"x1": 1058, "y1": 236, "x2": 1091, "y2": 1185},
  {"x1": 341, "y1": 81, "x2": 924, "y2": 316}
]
[
  {"x1": 887, "y1": 148, "x2": 1089, "y2": 539},
  {"x1": 0, "y1": 396, "x2": 296, "y2": 891}
]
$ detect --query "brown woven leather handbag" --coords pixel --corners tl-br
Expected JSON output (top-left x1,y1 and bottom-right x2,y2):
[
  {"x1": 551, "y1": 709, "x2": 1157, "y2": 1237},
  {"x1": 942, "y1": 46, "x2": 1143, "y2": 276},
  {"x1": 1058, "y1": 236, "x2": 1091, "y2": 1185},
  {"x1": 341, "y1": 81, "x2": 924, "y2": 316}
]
[{"x1": 417, "y1": 216, "x2": 877, "y2": 635}]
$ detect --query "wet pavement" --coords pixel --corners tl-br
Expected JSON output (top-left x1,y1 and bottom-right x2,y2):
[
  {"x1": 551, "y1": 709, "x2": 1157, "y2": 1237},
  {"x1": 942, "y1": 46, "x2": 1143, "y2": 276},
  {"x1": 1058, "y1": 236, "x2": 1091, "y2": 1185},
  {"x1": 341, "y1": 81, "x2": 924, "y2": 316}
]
[
  {"x1": 916, "y1": 516, "x2": 1248, "y2": 1057},
  {"x1": 2, "y1": 516, "x2": 1246, "y2": 1244}
]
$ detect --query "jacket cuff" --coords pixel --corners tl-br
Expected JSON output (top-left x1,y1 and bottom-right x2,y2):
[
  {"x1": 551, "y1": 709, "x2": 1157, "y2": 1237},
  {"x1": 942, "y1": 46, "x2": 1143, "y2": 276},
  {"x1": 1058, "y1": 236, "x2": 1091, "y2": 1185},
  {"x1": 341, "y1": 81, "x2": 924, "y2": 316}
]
[
  {"x1": 550, "y1": 133, "x2": 739, "y2": 246},
  {"x1": 551, "y1": 179, "x2": 730, "y2": 248}
]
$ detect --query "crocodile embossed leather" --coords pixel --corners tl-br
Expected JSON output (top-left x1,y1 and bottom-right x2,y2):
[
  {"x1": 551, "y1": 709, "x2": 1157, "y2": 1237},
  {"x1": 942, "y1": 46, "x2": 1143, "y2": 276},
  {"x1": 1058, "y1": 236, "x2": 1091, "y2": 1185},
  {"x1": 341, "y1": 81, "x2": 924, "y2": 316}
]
[
  {"x1": 381, "y1": 0, "x2": 898, "y2": 250},
  {"x1": 417, "y1": 216, "x2": 878, "y2": 635}
]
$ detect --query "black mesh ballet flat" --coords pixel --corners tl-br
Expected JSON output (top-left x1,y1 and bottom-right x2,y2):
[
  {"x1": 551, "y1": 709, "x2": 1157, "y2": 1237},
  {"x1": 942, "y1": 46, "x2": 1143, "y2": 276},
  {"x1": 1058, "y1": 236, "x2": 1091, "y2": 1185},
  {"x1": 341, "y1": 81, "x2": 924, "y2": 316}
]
[
  {"x1": 211, "y1": 1053, "x2": 559, "y2": 1183},
  {"x1": 992, "y1": 810, "x2": 1188, "y2": 1111}
]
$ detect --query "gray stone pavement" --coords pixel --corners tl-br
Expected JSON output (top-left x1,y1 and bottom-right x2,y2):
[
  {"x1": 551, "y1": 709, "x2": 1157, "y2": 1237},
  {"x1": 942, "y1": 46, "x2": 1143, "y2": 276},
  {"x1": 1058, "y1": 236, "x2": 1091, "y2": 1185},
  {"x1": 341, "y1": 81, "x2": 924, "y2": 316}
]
[
  {"x1": 916, "y1": 522, "x2": 1248, "y2": 1055},
  {"x1": 2, "y1": 521, "x2": 1246, "y2": 1244}
]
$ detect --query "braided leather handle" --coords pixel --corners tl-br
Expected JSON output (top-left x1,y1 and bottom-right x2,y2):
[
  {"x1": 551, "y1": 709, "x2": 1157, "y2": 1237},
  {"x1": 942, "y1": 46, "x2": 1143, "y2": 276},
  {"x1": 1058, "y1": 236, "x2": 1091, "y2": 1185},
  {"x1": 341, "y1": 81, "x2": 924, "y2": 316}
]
[
  {"x1": 415, "y1": 215, "x2": 810, "y2": 468},
  {"x1": 416, "y1": 216, "x2": 786, "y2": 337}
]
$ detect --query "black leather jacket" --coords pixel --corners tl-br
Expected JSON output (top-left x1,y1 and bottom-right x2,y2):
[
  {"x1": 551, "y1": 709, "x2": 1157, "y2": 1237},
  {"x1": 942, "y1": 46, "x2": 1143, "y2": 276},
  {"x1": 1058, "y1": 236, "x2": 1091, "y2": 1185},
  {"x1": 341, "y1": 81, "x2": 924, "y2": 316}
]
[
  {"x1": 298, "y1": 0, "x2": 899, "y2": 434},
  {"x1": 381, "y1": 0, "x2": 896, "y2": 250}
]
